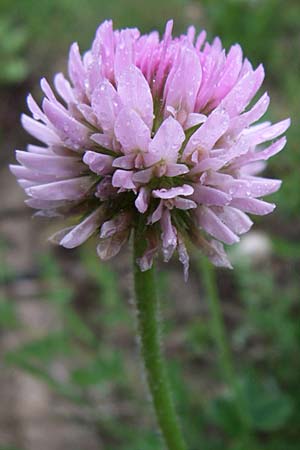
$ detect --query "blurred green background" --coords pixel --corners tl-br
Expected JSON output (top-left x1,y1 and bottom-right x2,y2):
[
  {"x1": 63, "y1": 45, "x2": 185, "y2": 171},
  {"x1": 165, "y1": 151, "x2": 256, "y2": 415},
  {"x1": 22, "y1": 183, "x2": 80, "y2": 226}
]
[{"x1": 0, "y1": 1, "x2": 299, "y2": 450}]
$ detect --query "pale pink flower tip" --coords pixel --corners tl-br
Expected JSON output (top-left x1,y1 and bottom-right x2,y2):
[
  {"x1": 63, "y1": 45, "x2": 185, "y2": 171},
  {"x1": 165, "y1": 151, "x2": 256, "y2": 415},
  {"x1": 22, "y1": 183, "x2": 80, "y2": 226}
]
[{"x1": 11, "y1": 20, "x2": 289, "y2": 279}]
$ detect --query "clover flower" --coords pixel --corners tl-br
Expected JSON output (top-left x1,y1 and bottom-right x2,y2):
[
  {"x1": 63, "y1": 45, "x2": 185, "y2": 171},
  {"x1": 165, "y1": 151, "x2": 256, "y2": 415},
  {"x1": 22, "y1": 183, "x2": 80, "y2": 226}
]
[{"x1": 11, "y1": 20, "x2": 290, "y2": 279}]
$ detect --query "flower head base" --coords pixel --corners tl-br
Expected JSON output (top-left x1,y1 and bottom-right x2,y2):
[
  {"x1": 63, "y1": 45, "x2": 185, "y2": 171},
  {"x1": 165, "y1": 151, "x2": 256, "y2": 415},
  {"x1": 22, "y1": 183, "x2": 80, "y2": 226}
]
[{"x1": 11, "y1": 20, "x2": 289, "y2": 279}]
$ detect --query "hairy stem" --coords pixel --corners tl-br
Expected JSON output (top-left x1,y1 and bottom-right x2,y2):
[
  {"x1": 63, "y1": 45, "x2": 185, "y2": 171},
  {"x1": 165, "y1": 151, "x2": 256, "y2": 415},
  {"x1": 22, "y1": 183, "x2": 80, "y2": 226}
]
[{"x1": 133, "y1": 230, "x2": 187, "y2": 450}]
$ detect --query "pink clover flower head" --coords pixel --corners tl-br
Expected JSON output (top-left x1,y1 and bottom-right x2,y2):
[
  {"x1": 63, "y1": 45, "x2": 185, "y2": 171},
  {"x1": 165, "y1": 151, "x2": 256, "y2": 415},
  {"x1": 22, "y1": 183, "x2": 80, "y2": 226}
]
[{"x1": 11, "y1": 20, "x2": 290, "y2": 280}]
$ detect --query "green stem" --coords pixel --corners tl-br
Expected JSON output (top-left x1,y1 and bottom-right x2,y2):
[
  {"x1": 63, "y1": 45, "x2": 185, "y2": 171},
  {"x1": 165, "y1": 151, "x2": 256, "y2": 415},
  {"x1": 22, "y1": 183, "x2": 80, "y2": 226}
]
[
  {"x1": 198, "y1": 257, "x2": 254, "y2": 442},
  {"x1": 133, "y1": 229, "x2": 187, "y2": 450},
  {"x1": 198, "y1": 257, "x2": 236, "y2": 386}
]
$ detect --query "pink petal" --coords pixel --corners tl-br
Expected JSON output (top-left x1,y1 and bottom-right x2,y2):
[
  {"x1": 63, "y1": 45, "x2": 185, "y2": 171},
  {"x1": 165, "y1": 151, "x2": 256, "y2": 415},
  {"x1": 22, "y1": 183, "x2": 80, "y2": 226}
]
[
  {"x1": 153, "y1": 184, "x2": 194, "y2": 199},
  {"x1": 114, "y1": 29, "x2": 139, "y2": 80},
  {"x1": 207, "y1": 241, "x2": 233, "y2": 269},
  {"x1": 86, "y1": 54, "x2": 104, "y2": 95},
  {"x1": 184, "y1": 113, "x2": 206, "y2": 130},
  {"x1": 177, "y1": 234, "x2": 189, "y2": 282},
  {"x1": 203, "y1": 171, "x2": 233, "y2": 187},
  {"x1": 27, "y1": 145, "x2": 52, "y2": 155},
  {"x1": 165, "y1": 163, "x2": 189, "y2": 177},
  {"x1": 112, "y1": 169, "x2": 136, "y2": 189},
  {"x1": 148, "y1": 200, "x2": 163, "y2": 224},
  {"x1": 228, "y1": 92, "x2": 270, "y2": 136},
  {"x1": 132, "y1": 167, "x2": 153, "y2": 184},
  {"x1": 240, "y1": 161, "x2": 266, "y2": 176},
  {"x1": 83, "y1": 151, "x2": 113, "y2": 175},
  {"x1": 97, "y1": 229, "x2": 129, "y2": 260},
  {"x1": 21, "y1": 114, "x2": 60, "y2": 146},
  {"x1": 195, "y1": 235, "x2": 233, "y2": 269},
  {"x1": 137, "y1": 236, "x2": 159, "y2": 272},
  {"x1": 16, "y1": 151, "x2": 85, "y2": 177},
  {"x1": 239, "y1": 58, "x2": 253, "y2": 78},
  {"x1": 240, "y1": 177, "x2": 282, "y2": 197},
  {"x1": 54, "y1": 73, "x2": 76, "y2": 104},
  {"x1": 27, "y1": 94, "x2": 48, "y2": 123},
  {"x1": 117, "y1": 65, "x2": 153, "y2": 129},
  {"x1": 212, "y1": 44, "x2": 243, "y2": 101},
  {"x1": 135, "y1": 187, "x2": 150, "y2": 213},
  {"x1": 68, "y1": 42, "x2": 86, "y2": 94},
  {"x1": 161, "y1": 209, "x2": 177, "y2": 261},
  {"x1": 192, "y1": 185, "x2": 231, "y2": 206},
  {"x1": 40, "y1": 78, "x2": 63, "y2": 107},
  {"x1": 49, "y1": 227, "x2": 74, "y2": 244},
  {"x1": 43, "y1": 99, "x2": 90, "y2": 149},
  {"x1": 183, "y1": 108, "x2": 229, "y2": 159},
  {"x1": 147, "y1": 116, "x2": 185, "y2": 164},
  {"x1": 187, "y1": 25, "x2": 196, "y2": 43},
  {"x1": 100, "y1": 212, "x2": 130, "y2": 238},
  {"x1": 60, "y1": 207, "x2": 105, "y2": 248},
  {"x1": 174, "y1": 197, "x2": 197, "y2": 210},
  {"x1": 26, "y1": 176, "x2": 95, "y2": 200},
  {"x1": 137, "y1": 32, "x2": 159, "y2": 84},
  {"x1": 114, "y1": 107, "x2": 151, "y2": 154},
  {"x1": 50, "y1": 146, "x2": 77, "y2": 157},
  {"x1": 220, "y1": 64, "x2": 265, "y2": 117},
  {"x1": 91, "y1": 133, "x2": 114, "y2": 150},
  {"x1": 190, "y1": 157, "x2": 225, "y2": 173},
  {"x1": 230, "y1": 197, "x2": 275, "y2": 215},
  {"x1": 210, "y1": 135, "x2": 250, "y2": 164},
  {"x1": 96, "y1": 176, "x2": 117, "y2": 200},
  {"x1": 153, "y1": 20, "x2": 174, "y2": 94},
  {"x1": 195, "y1": 46, "x2": 225, "y2": 111},
  {"x1": 232, "y1": 137, "x2": 287, "y2": 167},
  {"x1": 195, "y1": 30, "x2": 207, "y2": 51},
  {"x1": 245, "y1": 118, "x2": 291, "y2": 145},
  {"x1": 164, "y1": 46, "x2": 202, "y2": 123},
  {"x1": 196, "y1": 206, "x2": 239, "y2": 244},
  {"x1": 213, "y1": 206, "x2": 253, "y2": 235},
  {"x1": 10, "y1": 164, "x2": 65, "y2": 183},
  {"x1": 77, "y1": 103, "x2": 98, "y2": 127},
  {"x1": 91, "y1": 80, "x2": 120, "y2": 131},
  {"x1": 91, "y1": 20, "x2": 115, "y2": 83},
  {"x1": 113, "y1": 154, "x2": 135, "y2": 169},
  {"x1": 26, "y1": 198, "x2": 73, "y2": 210},
  {"x1": 18, "y1": 179, "x2": 39, "y2": 189}
]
